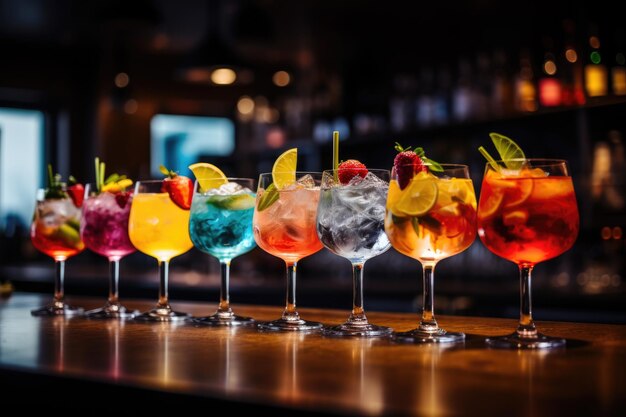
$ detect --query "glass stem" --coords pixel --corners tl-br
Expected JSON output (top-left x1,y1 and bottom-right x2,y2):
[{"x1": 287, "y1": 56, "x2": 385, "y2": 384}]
[
  {"x1": 157, "y1": 260, "x2": 171, "y2": 309},
  {"x1": 218, "y1": 260, "x2": 232, "y2": 314},
  {"x1": 282, "y1": 262, "x2": 300, "y2": 321},
  {"x1": 419, "y1": 262, "x2": 439, "y2": 332},
  {"x1": 349, "y1": 262, "x2": 368, "y2": 324},
  {"x1": 517, "y1": 265, "x2": 537, "y2": 337},
  {"x1": 108, "y1": 259, "x2": 120, "y2": 307},
  {"x1": 53, "y1": 259, "x2": 65, "y2": 309}
]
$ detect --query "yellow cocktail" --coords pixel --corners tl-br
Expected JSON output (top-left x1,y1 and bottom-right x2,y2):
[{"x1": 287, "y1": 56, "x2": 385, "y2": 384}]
[
  {"x1": 129, "y1": 193, "x2": 193, "y2": 261},
  {"x1": 129, "y1": 179, "x2": 194, "y2": 321}
]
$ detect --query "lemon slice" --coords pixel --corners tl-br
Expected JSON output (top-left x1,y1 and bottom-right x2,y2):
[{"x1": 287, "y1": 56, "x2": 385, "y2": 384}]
[
  {"x1": 189, "y1": 163, "x2": 228, "y2": 192},
  {"x1": 393, "y1": 174, "x2": 438, "y2": 216},
  {"x1": 489, "y1": 132, "x2": 526, "y2": 170},
  {"x1": 272, "y1": 148, "x2": 297, "y2": 189}
]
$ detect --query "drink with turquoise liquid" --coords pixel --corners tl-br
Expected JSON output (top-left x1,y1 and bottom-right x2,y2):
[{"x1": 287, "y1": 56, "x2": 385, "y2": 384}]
[{"x1": 189, "y1": 179, "x2": 257, "y2": 325}]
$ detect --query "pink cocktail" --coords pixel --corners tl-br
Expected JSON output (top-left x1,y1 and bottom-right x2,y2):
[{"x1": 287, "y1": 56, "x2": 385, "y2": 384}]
[{"x1": 81, "y1": 185, "x2": 137, "y2": 319}]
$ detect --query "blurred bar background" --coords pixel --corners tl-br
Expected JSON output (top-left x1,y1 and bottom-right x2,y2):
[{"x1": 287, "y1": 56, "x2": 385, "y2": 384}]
[{"x1": 0, "y1": 0, "x2": 624, "y2": 323}]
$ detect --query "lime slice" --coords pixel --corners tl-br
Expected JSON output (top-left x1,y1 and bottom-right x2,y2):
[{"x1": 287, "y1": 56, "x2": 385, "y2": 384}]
[
  {"x1": 189, "y1": 163, "x2": 228, "y2": 192},
  {"x1": 393, "y1": 173, "x2": 438, "y2": 217},
  {"x1": 272, "y1": 148, "x2": 297, "y2": 189},
  {"x1": 257, "y1": 183, "x2": 279, "y2": 211},
  {"x1": 56, "y1": 223, "x2": 81, "y2": 246},
  {"x1": 208, "y1": 194, "x2": 255, "y2": 210},
  {"x1": 489, "y1": 132, "x2": 526, "y2": 170}
]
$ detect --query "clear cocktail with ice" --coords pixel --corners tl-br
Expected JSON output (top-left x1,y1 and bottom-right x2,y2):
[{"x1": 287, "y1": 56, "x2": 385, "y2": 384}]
[{"x1": 317, "y1": 169, "x2": 392, "y2": 337}]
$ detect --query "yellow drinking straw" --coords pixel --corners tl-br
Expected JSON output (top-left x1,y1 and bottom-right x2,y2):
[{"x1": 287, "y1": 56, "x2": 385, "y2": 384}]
[{"x1": 333, "y1": 131, "x2": 339, "y2": 182}]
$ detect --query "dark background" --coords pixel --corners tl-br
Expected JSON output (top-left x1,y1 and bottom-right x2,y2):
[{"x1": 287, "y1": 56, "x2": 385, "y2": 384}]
[{"x1": 1, "y1": 0, "x2": 624, "y2": 323}]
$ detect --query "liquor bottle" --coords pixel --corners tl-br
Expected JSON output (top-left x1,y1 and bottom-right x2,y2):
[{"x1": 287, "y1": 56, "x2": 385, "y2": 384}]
[
  {"x1": 473, "y1": 52, "x2": 492, "y2": 119},
  {"x1": 538, "y1": 37, "x2": 562, "y2": 107},
  {"x1": 432, "y1": 65, "x2": 451, "y2": 125},
  {"x1": 514, "y1": 49, "x2": 538, "y2": 112},
  {"x1": 452, "y1": 58, "x2": 473, "y2": 121},
  {"x1": 611, "y1": 29, "x2": 626, "y2": 96},
  {"x1": 560, "y1": 19, "x2": 586, "y2": 106},
  {"x1": 415, "y1": 67, "x2": 435, "y2": 128},
  {"x1": 490, "y1": 49, "x2": 514, "y2": 117},
  {"x1": 584, "y1": 25, "x2": 608, "y2": 98}
]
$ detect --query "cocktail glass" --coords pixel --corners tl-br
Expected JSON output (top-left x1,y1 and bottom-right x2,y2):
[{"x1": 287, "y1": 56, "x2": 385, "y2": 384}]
[
  {"x1": 31, "y1": 188, "x2": 85, "y2": 316},
  {"x1": 189, "y1": 178, "x2": 257, "y2": 326},
  {"x1": 385, "y1": 164, "x2": 476, "y2": 343},
  {"x1": 80, "y1": 183, "x2": 138, "y2": 319},
  {"x1": 253, "y1": 172, "x2": 324, "y2": 331},
  {"x1": 477, "y1": 159, "x2": 579, "y2": 348},
  {"x1": 128, "y1": 180, "x2": 194, "y2": 321},
  {"x1": 317, "y1": 169, "x2": 393, "y2": 337}
]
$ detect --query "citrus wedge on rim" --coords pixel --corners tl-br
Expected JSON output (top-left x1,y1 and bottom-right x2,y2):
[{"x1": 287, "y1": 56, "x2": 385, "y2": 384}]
[
  {"x1": 272, "y1": 148, "x2": 297, "y2": 189},
  {"x1": 189, "y1": 162, "x2": 228, "y2": 192},
  {"x1": 489, "y1": 132, "x2": 526, "y2": 170},
  {"x1": 393, "y1": 173, "x2": 438, "y2": 216}
]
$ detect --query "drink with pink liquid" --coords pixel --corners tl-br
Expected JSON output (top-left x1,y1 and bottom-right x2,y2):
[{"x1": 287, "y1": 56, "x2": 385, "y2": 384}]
[{"x1": 81, "y1": 184, "x2": 137, "y2": 319}]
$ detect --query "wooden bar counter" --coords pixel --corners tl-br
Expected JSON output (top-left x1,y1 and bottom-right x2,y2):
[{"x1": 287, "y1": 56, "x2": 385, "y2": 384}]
[{"x1": 0, "y1": 293, "x2": 625, "y2": 416}]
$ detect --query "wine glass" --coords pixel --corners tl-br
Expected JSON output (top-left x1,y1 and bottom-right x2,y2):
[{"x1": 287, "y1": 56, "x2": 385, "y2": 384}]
[
  {"x1": 128, "y1": 180, "x2": 194, "y2": 321},
  {"x1": 30, "y1": 187, "x2": 85, "y2": 316},
  {"x1": 477, "y1": 159, "x2": 579, "y2": 348},
  {"x1": 80, "y1": 183, "x2": 138, "y2": 319},
  {"x1": 253, "y1": 172, "x2": 324, "y2": 331},
  {"x1": 316, "y1": 169, "x2": 393, "y2": 337},
  {"x1": 384, "y1": 164, "x2": 477, "y2": 343},
  {"x1": 189, "y1": 178, "x2": 257, "y2": 326}
]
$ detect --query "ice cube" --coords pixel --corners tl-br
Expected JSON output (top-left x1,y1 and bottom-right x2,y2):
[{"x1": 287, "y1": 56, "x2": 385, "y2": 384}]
[
  {"x1": 296, "y1": 174, "x2": 316, "y2": 189},
  {"x1": 207, "y1": 182, "x2": 244, "y2": 196},
  {"x1": 331, "y1": 226, "x2": 359, "y2": 254}
]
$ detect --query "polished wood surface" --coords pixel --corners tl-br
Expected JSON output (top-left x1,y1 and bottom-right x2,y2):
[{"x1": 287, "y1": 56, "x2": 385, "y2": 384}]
[{"x1": 1, "y1": 293, "x2": 625, "y2": 416}]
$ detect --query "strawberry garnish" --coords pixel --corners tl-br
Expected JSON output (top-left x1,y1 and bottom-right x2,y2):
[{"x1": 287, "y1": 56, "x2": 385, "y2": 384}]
[
  {"x1": 44, "y1": 165, "x2": 83, "y2": 204},
  {"x1": 160, "y1": 165, "x2": 193, "y2": 210},
  {"x1": 337, "y1": 159, "x2": 368, "y2": 184},
  {"x1": 393, "y1": 143, "x2": 442, "y2": 189},
  {"x1": 67, "y1": 177, "x2": 84, "y2": 208}
]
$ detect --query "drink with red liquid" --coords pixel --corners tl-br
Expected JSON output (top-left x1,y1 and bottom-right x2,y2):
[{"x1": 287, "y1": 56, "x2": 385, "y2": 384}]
[
  {"x1": 477, "y1": 166, "x2": 579, "y2": 265},
  {"x1": 31, "y1": 168, "x2": 86, "y2": 316},
  {"x1": 477, "y1": 159, "x2": 579, "y2": 349}
]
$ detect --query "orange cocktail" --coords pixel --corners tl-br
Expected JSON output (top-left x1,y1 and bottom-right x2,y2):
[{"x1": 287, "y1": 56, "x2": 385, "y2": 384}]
[
  {"x1": 385, "y1": 172, "x2": 476, "y2": 263},
  {"x1": 385, "y1": 164, "x2": 476, "y2": 343}
]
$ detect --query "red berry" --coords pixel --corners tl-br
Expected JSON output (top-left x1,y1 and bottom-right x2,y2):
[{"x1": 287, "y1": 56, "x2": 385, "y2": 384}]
[
  {"x1": 162, "y1": 176, "x2": 193, "y2": 210},
  {"x1": 337, "y1": 159, "x2": 368, "y2": 184},
  {"x1": 67, "y1": 183, "x2": 84, "y2": 207},
  {"x1": 115, "y1": 191, "x2": 131, "y2": 209},
  {"x1": 393, "y1": 151, "x2": 426, "y2": 190}
]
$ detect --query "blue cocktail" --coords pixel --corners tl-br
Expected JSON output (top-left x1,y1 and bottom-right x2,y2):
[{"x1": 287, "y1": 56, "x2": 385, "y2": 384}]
[{"x1": 189, "y1": 177, "x2": 257, "y2": 325}]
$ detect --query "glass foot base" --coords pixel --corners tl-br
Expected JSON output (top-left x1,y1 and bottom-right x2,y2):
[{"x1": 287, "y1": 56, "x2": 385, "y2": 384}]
[
  {"x1": 133, "y1": 308, "x2": 190, "y2": 322},
  {"x1": 486, "y1": 332, "x2": 566, "y2": 349},
  {"x1": 85, "y1": 305, "x2": 139, "y2": 320},
  {"x1": 394, "y1": 328, "x2": 465, "y2": 344},
  {"x1": 191, "y1": 313, "x2": 255, "y2": 327},
  {"x1": 31, "y1": 303, "x2": 83, "y2": 317},
  {"x1": 323, "y1": 322, "x2": 393, "y2": 338},
  {"x1": 258, "y1": 318, "x2": 323, "y2": 332}
]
